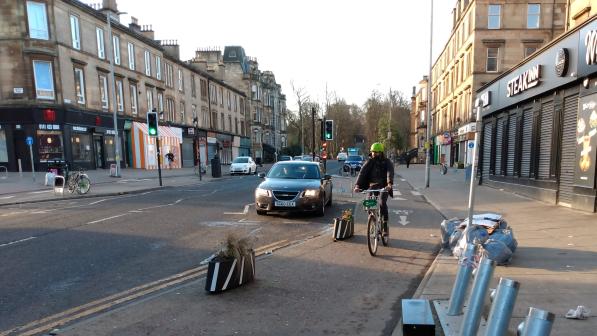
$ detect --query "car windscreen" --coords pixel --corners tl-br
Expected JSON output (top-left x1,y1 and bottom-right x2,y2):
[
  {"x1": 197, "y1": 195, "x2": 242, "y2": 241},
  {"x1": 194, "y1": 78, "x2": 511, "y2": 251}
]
[
  {"x1": 233, "y1": 157, "x2": 249, "y2": 163},
  {"x1": 347, "y1": 156, "x2": 362, "y2": 161},
  {"x1": 267, "y1": 164, "x2": 320, "y2": 179},
  {"x1": 279, "y1": 156, "x2": 291, "y2": 161}
]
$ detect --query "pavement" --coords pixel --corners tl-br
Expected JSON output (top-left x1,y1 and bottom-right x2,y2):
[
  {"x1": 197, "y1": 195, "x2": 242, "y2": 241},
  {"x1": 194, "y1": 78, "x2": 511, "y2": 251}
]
[
  {"x1": 392, "y1": 164, "x2": 597, "y2": 336},
  {"x1": 2, "y1": 163, "x2": 595, "y2": 335}
]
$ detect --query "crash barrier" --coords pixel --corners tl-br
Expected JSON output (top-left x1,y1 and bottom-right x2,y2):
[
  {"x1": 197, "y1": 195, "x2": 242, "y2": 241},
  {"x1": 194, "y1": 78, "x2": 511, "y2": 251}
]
[{"x1": 0, "y1": 165, "x2": 7, "y2": 179}]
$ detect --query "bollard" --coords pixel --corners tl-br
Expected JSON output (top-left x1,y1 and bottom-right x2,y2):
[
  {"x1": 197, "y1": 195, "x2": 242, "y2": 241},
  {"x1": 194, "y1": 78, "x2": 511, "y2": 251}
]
[
  {"x1": 485, "y1": 278, "x2": 520, "y2": 336},
  {"x1": 447, "y1": 243, "x2": 477, "y2": 315},
  {"x1": 460, "y1": 257, "x2": 496, "y2": 336},
  {"x1": 519, "y1": 307, "x2": 555, "y2": 336}
]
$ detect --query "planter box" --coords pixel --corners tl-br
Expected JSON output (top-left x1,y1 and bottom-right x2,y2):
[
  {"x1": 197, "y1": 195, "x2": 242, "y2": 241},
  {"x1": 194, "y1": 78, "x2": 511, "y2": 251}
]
[
  {"x1": 333, "y1": 217, "x2": 354, "y2": 241},
  {"x1": 205, "y1": 250, "x2": 255, "y2": 293}
]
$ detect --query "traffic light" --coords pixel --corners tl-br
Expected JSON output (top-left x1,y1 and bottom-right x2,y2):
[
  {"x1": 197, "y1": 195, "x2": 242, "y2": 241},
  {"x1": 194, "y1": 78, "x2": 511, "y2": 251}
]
[
  {"x1": 324, "y1": 120, "x2": 334, "y2": 140},
  {"x1": 147, "y1": 111, "x2": 158, "y2": 137}
]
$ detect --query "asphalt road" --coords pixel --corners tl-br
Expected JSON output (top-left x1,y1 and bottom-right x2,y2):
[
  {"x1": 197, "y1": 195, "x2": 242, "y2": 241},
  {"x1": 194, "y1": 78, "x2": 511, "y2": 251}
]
[{"x1": 1, "y1": 160, "x2": 444, "y2": 335}]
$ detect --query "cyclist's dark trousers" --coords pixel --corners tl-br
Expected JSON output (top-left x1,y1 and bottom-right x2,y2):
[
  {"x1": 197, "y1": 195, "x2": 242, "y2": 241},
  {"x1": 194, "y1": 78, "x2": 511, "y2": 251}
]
[{"x1": 379, "y1": 192, "x2": 389, "y2": 222}]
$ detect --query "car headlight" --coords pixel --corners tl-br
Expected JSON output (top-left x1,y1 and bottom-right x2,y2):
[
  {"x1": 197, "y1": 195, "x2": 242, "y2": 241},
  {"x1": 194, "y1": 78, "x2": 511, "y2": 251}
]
[
  {"x1": 303, "y1": 189, "x2": 319, "y2": 197},
  {"x1": 255, "y1": 188, "x2": 271, "y2": 197}
]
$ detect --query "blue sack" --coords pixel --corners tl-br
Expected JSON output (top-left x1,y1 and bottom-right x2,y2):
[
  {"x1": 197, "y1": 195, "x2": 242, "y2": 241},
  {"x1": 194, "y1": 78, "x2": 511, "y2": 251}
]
[{"x1": 482, "y1": 239, "x2": 513, "y2": 265}]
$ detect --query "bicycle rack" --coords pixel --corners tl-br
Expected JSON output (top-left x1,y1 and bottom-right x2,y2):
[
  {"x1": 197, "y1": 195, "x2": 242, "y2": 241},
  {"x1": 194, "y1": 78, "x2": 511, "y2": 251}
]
[
  {"x1": 53, "y1": 175, "x2": 65, "y2": 195},
  {"x1": 0, "y1": 166, "x2": 7, "y2": 180}
]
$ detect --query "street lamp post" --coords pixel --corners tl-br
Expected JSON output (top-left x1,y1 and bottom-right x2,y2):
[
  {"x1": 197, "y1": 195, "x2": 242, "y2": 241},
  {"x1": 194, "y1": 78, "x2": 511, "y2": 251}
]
[
  {"x1": 425, "y1": 0, "x2": 434, "y2": 188},
  {"x1": 106, "y1": 11, "x2": 126, "y2": 177}
]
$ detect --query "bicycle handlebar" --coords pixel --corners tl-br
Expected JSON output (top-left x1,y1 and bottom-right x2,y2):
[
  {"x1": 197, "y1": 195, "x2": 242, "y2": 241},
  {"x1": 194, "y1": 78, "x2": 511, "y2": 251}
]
[{"x1": 359, "y1": 188, "x2": 388, "y2": 194}]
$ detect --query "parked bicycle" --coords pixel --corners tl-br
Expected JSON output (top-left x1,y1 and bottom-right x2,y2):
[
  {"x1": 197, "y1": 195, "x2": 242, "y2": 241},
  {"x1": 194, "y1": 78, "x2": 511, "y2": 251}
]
[
  {"x1": 360, "y1": 189, "x2": 389, "y2": 256},
  {"x1": 66, "y1": 167, "x2": 91, "y2": 194}
]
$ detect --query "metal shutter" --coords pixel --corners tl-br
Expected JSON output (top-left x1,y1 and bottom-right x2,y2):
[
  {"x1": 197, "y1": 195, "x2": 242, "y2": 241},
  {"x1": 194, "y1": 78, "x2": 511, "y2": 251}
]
[
  {"x1": 495, "y1": 117, "x2": 505, "y2": 175},
  {"x1": 538, "y1": 102, "x2": 553, "y2": 179},
  {"x1": 482, "y1": 122, "x2": 493, "y2": 179},
  {"x1": 520, "y1": 109, "x2": 533, "y2": 177},
  {"x1": 507, "y1": 113, "x2": 517, "y2": 176},
  {"x1": 182, "y1": 139, "x2": 194, "y2": 168},
  {"x1": 558, "y1": 94, "x2": 579, "y2": 205}
]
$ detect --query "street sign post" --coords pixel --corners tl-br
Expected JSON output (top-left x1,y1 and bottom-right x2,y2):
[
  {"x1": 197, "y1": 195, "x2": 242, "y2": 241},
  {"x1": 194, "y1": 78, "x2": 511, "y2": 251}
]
[{"x1": 26, "y1": 136, "x2": 35, "y2": 182}]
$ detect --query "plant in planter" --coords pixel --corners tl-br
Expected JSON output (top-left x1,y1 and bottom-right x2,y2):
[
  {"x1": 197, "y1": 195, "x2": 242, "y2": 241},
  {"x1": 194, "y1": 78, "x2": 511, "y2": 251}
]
[
  {"x1": 333, "y1": 208, "x2": 354, "y2": 241},
  {"x1": 205, "y1": 233, "x2": 255, "y2": 293}
]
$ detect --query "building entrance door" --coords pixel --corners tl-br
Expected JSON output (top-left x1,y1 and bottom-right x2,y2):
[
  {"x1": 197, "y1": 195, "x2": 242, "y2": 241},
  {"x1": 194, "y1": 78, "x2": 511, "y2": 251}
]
[
  {"x1": 93, "y1": 135, "x2": 104, "y2": 169},
  {"x1": 13, "y1": 128, "x2": 32, "y2": 172}
]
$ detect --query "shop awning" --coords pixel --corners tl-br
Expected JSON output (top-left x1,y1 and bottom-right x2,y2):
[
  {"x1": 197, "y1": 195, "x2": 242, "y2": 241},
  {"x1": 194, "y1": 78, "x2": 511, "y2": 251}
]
[{"x1": 133, "y1": 122, "x2": 182, "y2": 143}]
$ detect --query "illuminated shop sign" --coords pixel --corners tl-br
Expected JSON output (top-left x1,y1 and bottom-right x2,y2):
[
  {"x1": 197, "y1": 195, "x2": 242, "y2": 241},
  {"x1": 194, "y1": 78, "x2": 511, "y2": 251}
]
[{"x1": 506, "y1": 65, "x2": 541, "y2": 97}]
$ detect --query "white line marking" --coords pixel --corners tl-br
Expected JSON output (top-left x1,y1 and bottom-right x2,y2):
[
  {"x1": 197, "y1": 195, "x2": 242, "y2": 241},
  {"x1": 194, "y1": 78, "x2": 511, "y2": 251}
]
[
  {"x1": 29, "y1": 190, "x2": 53, "y2": 194},
  {"x1": 88, "y1": 199, "x2": 108, "y2": 205},
  {"x1": 200, "y1": 254, "x2": 215, "y2": 265},
  {"x1": 0, "y1": 196, "x2": 15, "y2": 200},
  {"x1": 411, "y1": 191, "x2": 421, "y2": 196},
  {"x1": 86, "y1": 214, "x2": 128, "y2": 224},
  {"x1": 398, "y1": 215, "x2": 410, "y2": 226},
  {"x1": 391, "y1": 197, "x2": 407, "y2": 201},
  {"x1": 224, "y1": 203, "x2": 253, "y2": 215},
  {"x1": 400, "y1": 178, "x2": 406, "y2": 182},
  {"x1": 394, "y1": 190, "x2": 402, "y2": 196},
  {"x1": 210, "y1": 262, "x2": 220, "y2": 292},
  {"x1": 0, "y1": 236, "x2": 36, "y2": 248}
]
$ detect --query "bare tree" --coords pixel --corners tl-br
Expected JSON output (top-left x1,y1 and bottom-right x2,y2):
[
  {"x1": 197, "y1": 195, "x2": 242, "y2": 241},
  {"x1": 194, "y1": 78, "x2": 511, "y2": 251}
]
[{"x1": 291, "y1": 81, "x2": 309, "y2": 155}]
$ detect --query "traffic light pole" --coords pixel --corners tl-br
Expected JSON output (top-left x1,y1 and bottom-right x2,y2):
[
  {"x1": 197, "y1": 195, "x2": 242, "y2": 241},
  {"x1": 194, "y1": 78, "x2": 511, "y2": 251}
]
[
  {"x1": 311, "y1": 107, "x2": 316, "y2": 162},
  {"x1": 156, "y1": 137, "x2": 162, "y2": 187}
]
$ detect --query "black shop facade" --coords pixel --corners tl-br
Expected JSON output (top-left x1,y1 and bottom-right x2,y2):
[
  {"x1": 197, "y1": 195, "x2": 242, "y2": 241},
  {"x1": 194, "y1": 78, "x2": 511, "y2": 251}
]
[
  {"x1": 0, "y1": 106, "x2": 126, "y2": 172},
  {"x1": 476, "y1": 17, "x2": 597, "y2": 212}
]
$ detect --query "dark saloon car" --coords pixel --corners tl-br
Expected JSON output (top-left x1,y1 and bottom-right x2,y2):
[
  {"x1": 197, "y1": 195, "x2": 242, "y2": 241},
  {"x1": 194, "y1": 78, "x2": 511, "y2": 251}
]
[
  {"x1": 255, "y1": 161, "x2": 333, "y2": 216},
  {"x1": 342, "y1": 155, "x2": 364, "y2": 175}
]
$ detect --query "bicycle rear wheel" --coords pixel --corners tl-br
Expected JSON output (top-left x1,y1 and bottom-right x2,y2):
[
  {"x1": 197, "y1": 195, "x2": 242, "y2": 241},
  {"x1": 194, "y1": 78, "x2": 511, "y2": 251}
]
[
  {"x1": 77, "y1": 176, "x2": 91, "y2": 194},
  {"x1": 367, "y1": 214, "x2": 378, "y2": 256},
  {"x1": 382, "y1": 223, "x2": 389, "y2": 246}
]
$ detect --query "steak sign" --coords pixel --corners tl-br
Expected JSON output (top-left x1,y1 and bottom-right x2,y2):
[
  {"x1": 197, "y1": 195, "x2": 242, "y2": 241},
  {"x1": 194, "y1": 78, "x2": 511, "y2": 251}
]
[{"x1": 506, "y1": 65, "x2": 541, "y2": 97}]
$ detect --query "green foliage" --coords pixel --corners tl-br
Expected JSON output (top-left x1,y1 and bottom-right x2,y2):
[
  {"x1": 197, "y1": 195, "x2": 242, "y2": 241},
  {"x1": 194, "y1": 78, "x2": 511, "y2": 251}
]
[{"x1": 216, "y1": 233, "x2": 254, "y2": 260}]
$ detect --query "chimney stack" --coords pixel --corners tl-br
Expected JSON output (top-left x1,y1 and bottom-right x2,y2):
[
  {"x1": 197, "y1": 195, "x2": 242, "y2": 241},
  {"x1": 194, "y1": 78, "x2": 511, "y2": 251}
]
[
  {"x1": 140, "y1": 25, "x2": 154, "y2": 40},
  {"x1": 129, "y1": 16, "x2": 141, "y2": 33}
]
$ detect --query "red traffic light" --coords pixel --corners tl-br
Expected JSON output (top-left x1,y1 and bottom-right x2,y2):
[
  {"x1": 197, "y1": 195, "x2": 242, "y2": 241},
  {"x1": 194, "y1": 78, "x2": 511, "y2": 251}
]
[{"x1": 322, "y1": 142, "x2": 327, "y2": 148}]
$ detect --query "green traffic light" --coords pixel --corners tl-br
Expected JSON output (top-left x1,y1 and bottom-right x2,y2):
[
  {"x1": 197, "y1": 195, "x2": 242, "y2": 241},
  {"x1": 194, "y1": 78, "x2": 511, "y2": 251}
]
[{"x1": 149, "y1": 129, "x2": 156, "y2": 135}]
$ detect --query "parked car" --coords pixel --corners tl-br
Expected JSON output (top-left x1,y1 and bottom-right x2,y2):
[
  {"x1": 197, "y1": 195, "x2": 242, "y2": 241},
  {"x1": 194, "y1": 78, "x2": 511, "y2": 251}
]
[
  {"x1": 336, "y1": 152, "x2": 348, "y2": 161},
  {"x1": 278, "y1": 155, "x2": 293, "y2": 161},
  {"x1": 342, "y1": 155, "x2": 365, "y2": 176},
  {"x1": 255, "y1": 161, "x2": 333, "y2": 216},
  {"x1": 229, "y1": 156, "x2": 257, "y2": 175},
  {"x1": 293, "y1": 155, "x2": 304, "y2": 161}
]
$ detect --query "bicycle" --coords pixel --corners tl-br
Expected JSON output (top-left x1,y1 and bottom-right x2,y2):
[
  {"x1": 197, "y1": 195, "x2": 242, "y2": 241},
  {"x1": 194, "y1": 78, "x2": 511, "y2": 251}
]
[
  {"x1": 66, "y1": 167, "x2": 91, "y2": 194},
  {"x1": 439, "y1": 162, "x2": 448, "y2": 175},
  {"x1": 360, "y1": 188, "x2": 389, "y2": 256}
]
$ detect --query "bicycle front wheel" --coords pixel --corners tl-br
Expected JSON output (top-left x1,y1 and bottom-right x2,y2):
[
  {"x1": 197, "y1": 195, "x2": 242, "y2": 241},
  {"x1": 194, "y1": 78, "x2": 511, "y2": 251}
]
[
  {"x1": 367, "y1": 214, "x2": 378, "y2": 256},
  {"x1": 77, "y1": 176, "x2": 91, "y2": 194}
]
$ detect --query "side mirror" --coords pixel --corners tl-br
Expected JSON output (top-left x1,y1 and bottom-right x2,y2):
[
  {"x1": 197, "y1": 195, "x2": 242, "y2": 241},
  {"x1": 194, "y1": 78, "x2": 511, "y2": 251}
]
[
  {"x1": 323, "y1": 174, "x2": 332, "y2": 180},
  {"x1": 258, "y1": 172, "x2": 266, "y2": 178}
]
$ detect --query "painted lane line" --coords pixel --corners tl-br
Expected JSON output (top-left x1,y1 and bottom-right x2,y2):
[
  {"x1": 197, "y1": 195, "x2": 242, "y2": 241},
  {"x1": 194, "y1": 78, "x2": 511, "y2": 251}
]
[
  {"x1": 411, "y1": 191, "x2": 421, "y2": 196},
  {"x1": 223, "y1": 203, "x2": 253, "y2": 215},
  {"x1": 88, "y1": 199, "x2": 108, "y2": 205},
  {"x1": 29, "y1": 190, "x2": 53, "y2": 194},
  {"x1": 0, "y1": 236, "x2": 37, "y2": 248},
  {"x1": 391, "y1": 197, "x2": 407, "y2": 201},
  {"x1": 400, "y1": 178, "x2": 406, "y2": 181},
  {"x1": 86, "y1": 214, "x2": 129, "y2": 225},
  {"x1": 0, "y1": 195, "x2": 15, "y2": 200},
  {"x1": 394, "y1": 190, "x2": 402, "y2": 196}
]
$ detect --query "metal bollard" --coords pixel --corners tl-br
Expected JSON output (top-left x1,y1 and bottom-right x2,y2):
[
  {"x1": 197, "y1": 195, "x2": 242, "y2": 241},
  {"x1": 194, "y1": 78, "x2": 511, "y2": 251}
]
[
  {"x1": 447, "y1": 243, "x2": 477, "y2": 315},
  {"x1": 485, "y1": 278, "x2": 520, "y2": 336},
  {"x1": 460, "y1": 257, "x2": 496, "y2": 336},
  {"x1": 519, "y1": 307, "x2": 555, "y2": 336}
]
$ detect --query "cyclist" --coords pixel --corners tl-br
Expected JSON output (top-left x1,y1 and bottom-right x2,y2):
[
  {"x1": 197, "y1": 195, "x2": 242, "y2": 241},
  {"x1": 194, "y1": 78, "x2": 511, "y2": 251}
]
[{"x1": 353, "y1": 142, "x2": 394, "y2": 237}]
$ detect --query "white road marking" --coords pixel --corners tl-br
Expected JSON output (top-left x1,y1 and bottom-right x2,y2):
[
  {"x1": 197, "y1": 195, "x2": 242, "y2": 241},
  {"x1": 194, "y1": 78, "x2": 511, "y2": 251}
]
[
  {"x1": 29, "y1": 190, "x2": 53, "y2": 194},
  {"x1": 400, "y1": 178, "x2": 406, "y2": 181},
  {"x1": 223, "y1": 203, "x2": 252, "y2": 215},
  {"x1": 394, "y1": 190, "x2": 402, "y2": 196},
  {"x1": 199, "y1": 254, "x2": 215, "y2": 265},
  {"x1": 392, "y1": 209, "x2": 413, "y2": 215},
  {"x1": 88, "y1": 199, "x2": 108, "y2": 205},
  {"x1": 0, "y1": 236, "x2": 36, "y2": 248},
  {"x1": 398, "y1": 215, "x2": 410, "y2": 226},
  {"x1": 0, "y1": 195, "x2": 15, "y2": 200},
  {"x1": 410, "y1": 191, "x2": 421, "y2": 196},
  {"x1": 248, "y1": 227, "x2": 263, "y2": 235},
  {"x1": 391, "y1": 197, "x2": 407, "y2": 201},
  {"x1": 86, "y1": 214, "x2": 129, "y2": 224},
  {"x1": 1, "y1": 211, "x2": 28, "y2": 217}
]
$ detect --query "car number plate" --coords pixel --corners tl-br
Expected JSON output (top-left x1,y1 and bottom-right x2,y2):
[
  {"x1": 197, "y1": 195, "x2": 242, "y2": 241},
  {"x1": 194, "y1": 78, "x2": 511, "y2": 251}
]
[{"x1": 275, "y1": 200, "x2": 296, "y2": 207}]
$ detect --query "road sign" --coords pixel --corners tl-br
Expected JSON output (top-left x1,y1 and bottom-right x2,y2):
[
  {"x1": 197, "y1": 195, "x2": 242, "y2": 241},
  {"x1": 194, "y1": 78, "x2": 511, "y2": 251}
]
[
  {"x1": 468, "y1": 142, "x2": 475, "y2": 149},
  {"x1": 25, "y1": 136, "x2": 33, "y2": 145},
  {"x1": 443, "y1": 131, "x2": 450, "y2": 138}
]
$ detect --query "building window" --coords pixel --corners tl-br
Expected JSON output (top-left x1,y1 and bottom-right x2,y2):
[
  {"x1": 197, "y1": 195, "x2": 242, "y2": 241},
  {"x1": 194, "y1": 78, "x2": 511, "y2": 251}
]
[
  {"x1": 527, "y1": 4, "x2": 540, "y2": 29},
  {"x1": 191, "y1": 75, "x2": 196, "y2": 98},
  {"x1": 221, "y1": 113, "x2": 225, "y2": 130},
  {"x1": 488, "y1": 4, "x2": 501, "y2": 29},
  {"x1": 37, "y1": 130, "x2": 64, "y2": 162},
  {"x1": 146, "y1": 88, "x2": 154, "y2": 113},
  {"x1": 0, "y1": 129, "x2": 8, "y2": 162},
  {"x1": 235, "y1": 117, "x2": 239, "y2": 134},
  {"x1": 71, "y1": 133, "x2": 92, "y2": 163},
  {"x1": 180, "y1": 101, "x2": 185, "y2": 121},
  {"x1": 116, "y1": 80, "x2": 124, "y2": 112},
  {"x1": 99, "y1": 75, "x2": 109, "y2": 109},
  {"x1": 486, "y1": 47, "x2": 499, "y2": 72},
  {"x1": 74, "y1": 67, "x2": 85, "y2": 104},
  {"x1": 178, "y1": 69, "x2": 184, "y2": 92},
  {"x1": 128, "y1": 43, "x2": 135, "y2": 70},
  {"x1": 165, "y1": 63, "x2": 174, "y2": 88},
  {"x1": 251, "y1": 84, "x2": 257, "y2": 100},
  {"x1": 200, "y1": 79, "x2": 207, "y2": 101},
  {"x1": 157, "y1": 92, "x2": 164, "y2": 114},
  {"x1": 104, "y1": 136, "x2": 115, "y2": 161},
  {"x1": 144, "y1": 50, "x2": 151, "y2": 76},
  {"x1": 33, "y1": 60, "x2": 54, "y2": 100},
  {"x1": 219, "y1": 88, "x2": 224, "y2": 106},
  {"x1": 130, "y1": 84, "x2": 138, "y2": 115},
  {"x1": 113, "y1": 35, "x2": 120, "y2": 65},
  {"x1": 26, "y1": 1, "x2": 49, "y2": 40},
  {"x1": 202, "y1": 107, "x2": 209, "y2": 127},
  {"x1": 211, "y1": 111, "x2": 218, "y2": 129},
  {"x1": 96, "y1": 27, "x2": 105, "y2": 59},
  {"x1": 192, "y1": 104, "x2": 197, "y2": 124},
  {"x1": 228, "y1": 115, "x2": 232, "y2": 132},
  {"x1": 227, "y1": 91, "x2": 232, "y2": 110},
  {"x1": 524, "y1": 46, "x2": 537, "y2": 58},
  {"x1": 70, "y1": 15, "x2": 80, "y2": 50},
  {"x1": 156, "y1": 56, "x2": 161, "y2": 80}
]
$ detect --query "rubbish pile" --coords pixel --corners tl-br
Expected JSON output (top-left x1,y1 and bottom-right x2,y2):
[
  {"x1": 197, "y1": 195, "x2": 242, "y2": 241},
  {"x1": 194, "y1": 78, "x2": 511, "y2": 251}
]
[{"x1": 440, "y1": 213, "x2": 518, "y2": 265}]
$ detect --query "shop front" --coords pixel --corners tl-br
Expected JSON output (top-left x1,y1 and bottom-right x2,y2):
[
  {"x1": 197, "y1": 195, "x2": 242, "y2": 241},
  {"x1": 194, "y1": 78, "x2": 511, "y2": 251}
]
[
  {"x1": 477, "y1": 17, "x2": 597, "y2": 212},
  {"x1": 130, "y1": 122, "x2": 182, "y2": 169},
  {"x1": 239, "y1": 137, "x2": 251, "y2": 157},
  {"x1": 457, "y1": 123, "x2": 477, "y2": 166},
  {"x1": 216, "y1": 133, "x2": 233, "y2": 165},
  {"x1": 181, "y1": 127, "x2": 195, "y2": 168}
]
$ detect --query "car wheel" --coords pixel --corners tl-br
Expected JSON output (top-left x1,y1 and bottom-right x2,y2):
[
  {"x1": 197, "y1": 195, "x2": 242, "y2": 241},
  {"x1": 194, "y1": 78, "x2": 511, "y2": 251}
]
[
  {"x1": 316, "y1": 196, "x2": 325, "y2": 217},
  {"x1": 327, "y1": 192, "x2": 333, "y2": 206},
  {"x1": 247, "y1": 168, "x2": 251, "y2": 175},
  {"x1": 256, "y1": 209, "x2": 267, "y2": 215},
  {"x1": 254, "y1": 167, "x2": 258, "y2": 175}
]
